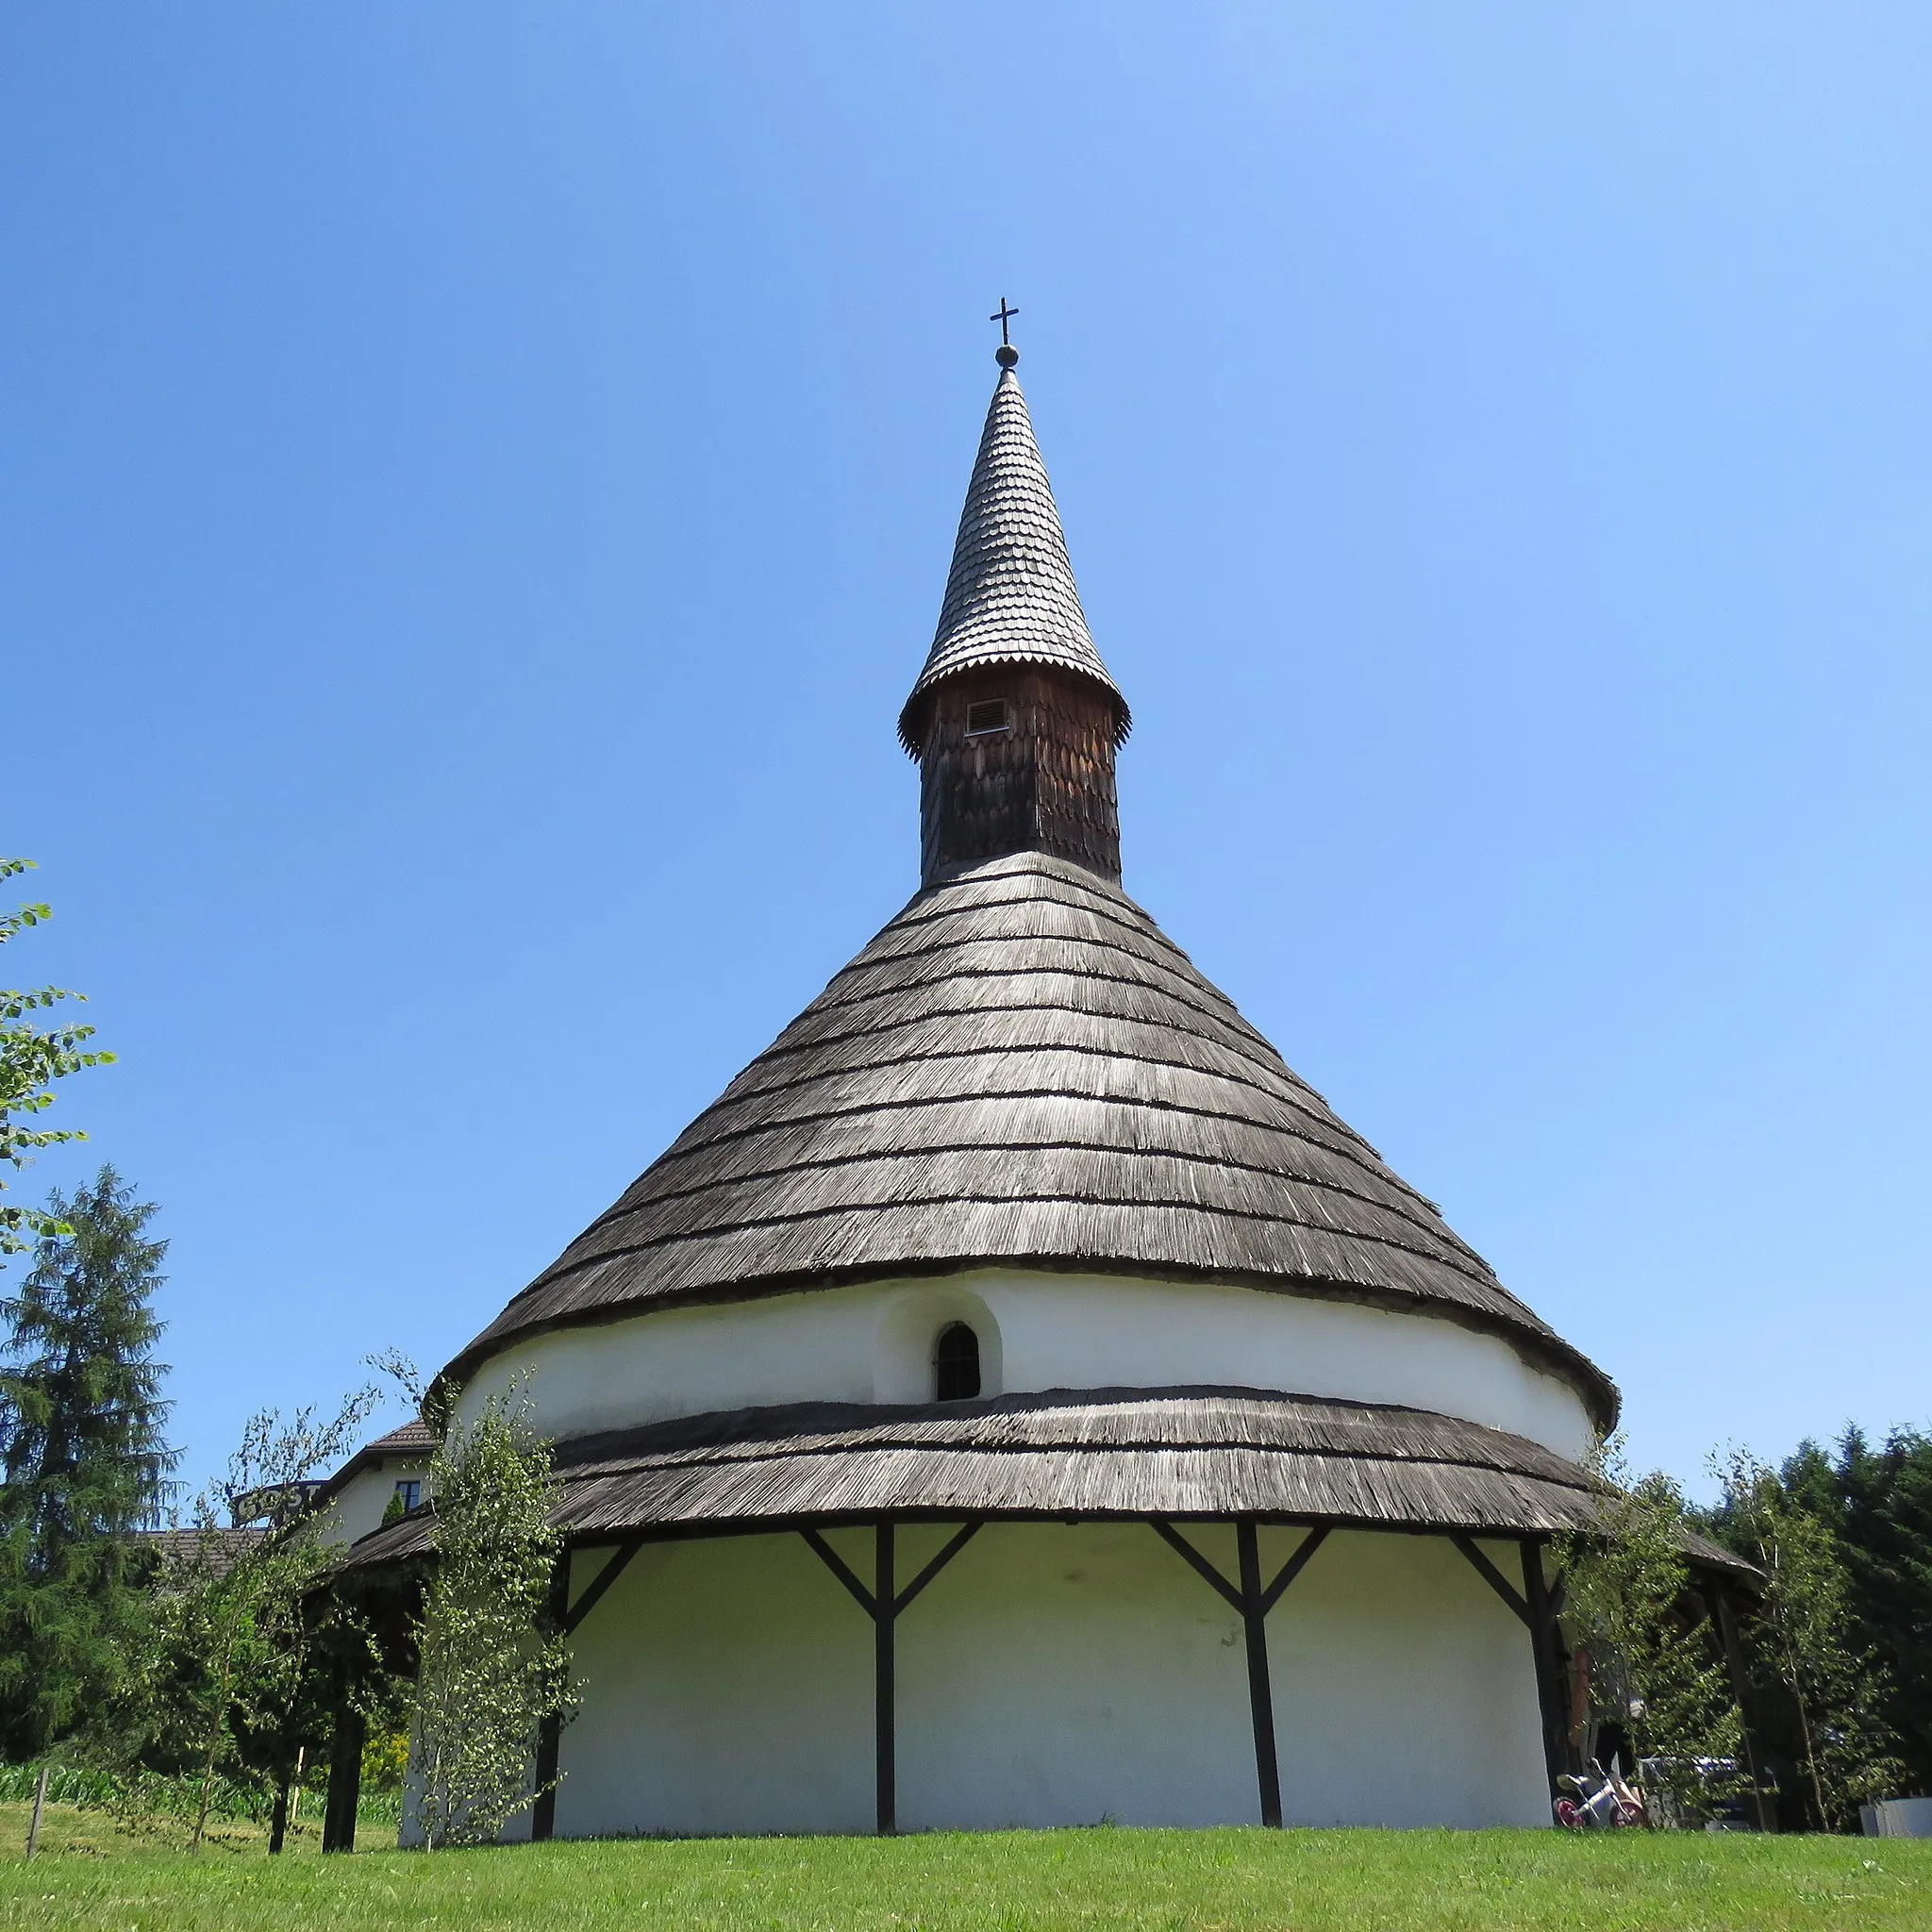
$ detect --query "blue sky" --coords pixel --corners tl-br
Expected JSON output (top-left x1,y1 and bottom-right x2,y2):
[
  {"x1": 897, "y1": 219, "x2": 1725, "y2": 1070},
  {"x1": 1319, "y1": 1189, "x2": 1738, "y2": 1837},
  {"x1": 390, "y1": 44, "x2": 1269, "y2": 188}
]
[{"x1": 4, "y1": 6, "x2": 1927, "y2": 1495}]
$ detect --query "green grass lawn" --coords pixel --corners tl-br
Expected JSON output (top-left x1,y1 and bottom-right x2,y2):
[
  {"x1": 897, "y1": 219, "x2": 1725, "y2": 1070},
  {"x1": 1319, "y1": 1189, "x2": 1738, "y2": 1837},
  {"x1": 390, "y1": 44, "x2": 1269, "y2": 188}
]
[{"x1": 4, "y1": 1802, "x2": 1929, "y2": 1930}]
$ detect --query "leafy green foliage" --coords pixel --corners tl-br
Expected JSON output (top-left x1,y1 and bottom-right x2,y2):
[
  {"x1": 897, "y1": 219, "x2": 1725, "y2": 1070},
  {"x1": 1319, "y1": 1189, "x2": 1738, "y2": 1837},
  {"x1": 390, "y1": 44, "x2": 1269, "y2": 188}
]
[
  {"x1": 1779, "y1": 1429, "x2": 1932, "y2": 1799},
  {"x1": 1700, "y1": 1431, "x2": 1930, "y2": 1820},
  {"x1": 1555, "y1": 1437, "x2": 1743, "y2": 1823},
  {"x1": 0, "y1": 1167, "x2": 175, "y2": 1759},
  {"x1": 111, "y1": 1392, "x2": 381, "y2": 1849},
  {"x1": 0, "y1": 1752, "x2": 264, "y2": 1821},
  {"x1": 406, "y1": 1384, "x2": 574, "y2": 1849},
  {"x1": 0, "y1": 860, "x2": 115, "y2": 1254}
]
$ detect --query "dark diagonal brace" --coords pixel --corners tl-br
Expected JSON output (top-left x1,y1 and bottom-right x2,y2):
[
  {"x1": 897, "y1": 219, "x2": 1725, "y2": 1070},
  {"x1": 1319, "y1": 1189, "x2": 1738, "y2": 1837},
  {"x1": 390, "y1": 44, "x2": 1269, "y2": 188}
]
[
  {"x1": 1259, "y1": 1526, "x2": 1330, "y2": 1614},
  {"x1": 799, "y1": 1526, "x2": 877, "y2": 1617},
  {"x1": 1452, "y1": 1534, "x2": 1531, "y2": 1626},
  {"x1": 563, "y1": 1539, "x2": 645, "y2": 1637},
  {"x1": 894, "y1": 1521, "x2": 982, "y2": 1615},
  {"x1": 1148, "y1": 1520, "x2": 1244, "y2": 1613}
]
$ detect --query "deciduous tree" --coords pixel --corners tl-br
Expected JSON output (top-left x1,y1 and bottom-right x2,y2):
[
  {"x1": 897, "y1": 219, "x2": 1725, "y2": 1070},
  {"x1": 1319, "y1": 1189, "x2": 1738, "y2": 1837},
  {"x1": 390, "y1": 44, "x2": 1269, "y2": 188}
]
[
  {"x1": 406, "y1": 1383, "x2": 573, "y2": 1849},
  {"x1": 135, "y1": 1391, "x2": 381, "y2": 1850},
  {"x1": 1556, "y1": 1437, "x2": 1743, "y2": 1824},
  {"x1": 1713, "y1": 1447, "x2": 1906, "y2": 1828},
  {"x1": 0, "y1": 860, "x2": 113, "y2": 1253}
]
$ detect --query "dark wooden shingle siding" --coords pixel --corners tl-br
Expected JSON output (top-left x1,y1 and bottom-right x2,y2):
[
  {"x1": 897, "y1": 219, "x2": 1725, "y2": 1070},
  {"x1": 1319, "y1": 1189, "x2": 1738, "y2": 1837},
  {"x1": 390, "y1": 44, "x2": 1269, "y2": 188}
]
[
  {"x1": 919, "y1": 666, "x2": 1124, "y2": 883},
  {"x1": 898, "y1": 367, "x2": 1128, "y2": 752}
]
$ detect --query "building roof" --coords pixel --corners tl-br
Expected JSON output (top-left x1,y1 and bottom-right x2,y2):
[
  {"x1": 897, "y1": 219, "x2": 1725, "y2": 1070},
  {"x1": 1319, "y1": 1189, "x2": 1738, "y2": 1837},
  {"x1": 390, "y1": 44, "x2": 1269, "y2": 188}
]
[
  {"x1": 342, "y1": 1386, "x2": 1736, "y2": 1572},
  {"x1": 898, "y1": 361, "x2": 1129, "y2": 752},
  {"x1": 443, "y1": 850, "x2": 1615, "y2": 1427},
  {"x1": 136, "y1": 1524, "x2": 269, "y2": 1578},
  {"x1": 313, "y1": 1416, "x2": 436, "y2": 1505}
]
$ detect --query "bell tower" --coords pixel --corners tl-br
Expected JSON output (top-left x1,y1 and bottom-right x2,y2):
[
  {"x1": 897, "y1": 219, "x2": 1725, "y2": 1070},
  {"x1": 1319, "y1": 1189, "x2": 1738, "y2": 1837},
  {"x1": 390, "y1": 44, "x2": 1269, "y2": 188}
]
[{"x1": 898, "y1": 334, "x2": 1130, "y2": 887}]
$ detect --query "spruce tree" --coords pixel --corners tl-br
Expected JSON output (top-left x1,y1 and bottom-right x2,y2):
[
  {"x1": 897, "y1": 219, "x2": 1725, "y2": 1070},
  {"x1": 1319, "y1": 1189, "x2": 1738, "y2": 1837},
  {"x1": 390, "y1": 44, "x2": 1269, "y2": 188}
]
[
  {"x1": 0, "y1": 1165, "x2": 175, "y2": 1760},
  {"x1": 1783, "y1": 1427, "x2": 1932, "y2": 1796}
]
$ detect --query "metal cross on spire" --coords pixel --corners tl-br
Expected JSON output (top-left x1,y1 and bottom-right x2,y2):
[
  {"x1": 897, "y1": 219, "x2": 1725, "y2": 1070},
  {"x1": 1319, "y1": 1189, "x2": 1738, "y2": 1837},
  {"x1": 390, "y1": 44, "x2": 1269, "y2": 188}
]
[{"x1": 990, "y1": 297, "x2": 1020, "y2": 367}]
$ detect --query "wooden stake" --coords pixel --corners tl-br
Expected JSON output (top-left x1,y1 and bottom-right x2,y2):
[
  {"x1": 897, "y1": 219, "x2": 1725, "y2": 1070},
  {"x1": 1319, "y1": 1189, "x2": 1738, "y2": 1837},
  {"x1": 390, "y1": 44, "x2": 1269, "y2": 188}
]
[{"x1": 25, "y1": 1763, "x2": 48, "y2": 1860}]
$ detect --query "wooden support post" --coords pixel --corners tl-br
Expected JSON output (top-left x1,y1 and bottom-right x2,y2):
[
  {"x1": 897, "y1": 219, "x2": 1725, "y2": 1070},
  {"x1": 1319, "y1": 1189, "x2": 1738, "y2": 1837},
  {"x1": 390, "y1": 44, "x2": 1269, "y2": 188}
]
[
  {"x1": 799, "y1": 1518, "x2": 982, "y2": 1838},
  {"x1": 1236, "y1": 1518, "x2": 1284, "y2": 1829},
  {"x1": 875, "y1": 1521, "x2": 896, "y2": 1837},
  {"x1": 1519, "y1": 1540, "x2": 1568, "y2": 1801},
  {"x1": 1150, "y1": 1518, "x2": 1329, "y2": 1829},
  {"x1": 1709, "y1": 1585, "x2": 1775, "y2": 1832},
  {"x1": 799, "y1": 1518, "x2": 982, "y2": 1839},
  {"x1": 531, "y1": 1552, "x2": 574, "y2": 1843},
  {"x1": 321, "y1": 1674, "x2": 365, "y2": 1854}
]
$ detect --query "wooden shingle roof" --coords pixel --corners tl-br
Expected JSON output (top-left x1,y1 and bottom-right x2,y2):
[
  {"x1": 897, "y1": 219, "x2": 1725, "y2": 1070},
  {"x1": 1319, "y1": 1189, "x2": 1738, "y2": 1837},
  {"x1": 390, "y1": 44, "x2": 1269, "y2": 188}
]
[
  {"x1": 445, "y1": 851, "x2": 1615, "y2": 1427},
  {"x1": 345, "y1": 1387, "x2": 1733, "y2": 1567},
  {"x1": 313, "y1": 1416, "x2": 437, "y2": 1505},
  {"x1": 898, "y1": 364, "x2": 1128, "y2": 752}
]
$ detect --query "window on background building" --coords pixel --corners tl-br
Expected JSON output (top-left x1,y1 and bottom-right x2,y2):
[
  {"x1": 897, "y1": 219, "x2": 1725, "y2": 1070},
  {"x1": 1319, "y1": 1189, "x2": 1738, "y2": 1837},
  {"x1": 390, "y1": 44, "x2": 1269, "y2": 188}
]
[
  {"x1": 964, "y1": 698, "x2": 1008, "y2": 737},
  {"x1": 392, "y1": 1479, "x2": 422, "y2": 1514},
  {"x1": 933, "y1": 1323, "x2": 981, "y2": 1402}
]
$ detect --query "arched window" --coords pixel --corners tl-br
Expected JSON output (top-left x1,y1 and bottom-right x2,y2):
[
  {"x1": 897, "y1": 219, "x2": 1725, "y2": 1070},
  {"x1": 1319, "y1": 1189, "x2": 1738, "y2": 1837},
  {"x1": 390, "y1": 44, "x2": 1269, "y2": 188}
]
[{"x1": 933, "y1": 1322, "x2": 981, "y2": 1402}]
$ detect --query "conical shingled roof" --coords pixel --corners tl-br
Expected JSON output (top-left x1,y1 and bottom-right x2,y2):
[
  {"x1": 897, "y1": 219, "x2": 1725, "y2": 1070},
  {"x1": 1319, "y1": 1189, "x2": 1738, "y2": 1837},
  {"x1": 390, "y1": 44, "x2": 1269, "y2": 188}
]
[
  {"x1": 445, "y1": 852, "x2": 1615, "y2": 1426},
  {"x1": 898, "y1": 366, "x2": 1129, "y2": 751}
]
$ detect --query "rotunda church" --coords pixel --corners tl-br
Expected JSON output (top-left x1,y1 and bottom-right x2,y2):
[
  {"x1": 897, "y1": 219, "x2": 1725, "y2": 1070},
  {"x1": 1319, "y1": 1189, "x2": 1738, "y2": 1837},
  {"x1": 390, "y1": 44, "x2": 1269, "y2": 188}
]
[{"x1": 356, "y1": 343, "x2": 1634, "y2": 1836}]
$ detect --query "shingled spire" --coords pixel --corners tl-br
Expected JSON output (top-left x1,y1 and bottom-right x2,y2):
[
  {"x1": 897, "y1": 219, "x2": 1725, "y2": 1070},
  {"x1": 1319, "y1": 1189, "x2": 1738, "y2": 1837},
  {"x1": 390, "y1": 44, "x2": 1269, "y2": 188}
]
[{"x1": 901, "y1": 346, "x2": 1131, "y2": 886}]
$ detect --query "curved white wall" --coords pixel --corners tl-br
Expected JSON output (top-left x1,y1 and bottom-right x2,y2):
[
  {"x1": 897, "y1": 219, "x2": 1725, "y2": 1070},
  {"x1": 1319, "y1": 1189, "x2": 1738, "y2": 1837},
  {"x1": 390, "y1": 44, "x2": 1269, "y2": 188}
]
[
  {"x1": 525, "y1": 1523, "x2": 1550, "y2": 1835},
  {"x1": 458, "y1": 1268, "x2": 1595, "y2": 1459}
]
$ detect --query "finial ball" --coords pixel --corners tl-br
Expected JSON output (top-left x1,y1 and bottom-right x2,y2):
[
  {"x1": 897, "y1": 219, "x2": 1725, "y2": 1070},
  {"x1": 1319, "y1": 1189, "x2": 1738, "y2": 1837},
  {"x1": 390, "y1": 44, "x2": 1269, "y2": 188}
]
[{"x1": 995, "y1": 343, "x2": 1020, "y2": 369}]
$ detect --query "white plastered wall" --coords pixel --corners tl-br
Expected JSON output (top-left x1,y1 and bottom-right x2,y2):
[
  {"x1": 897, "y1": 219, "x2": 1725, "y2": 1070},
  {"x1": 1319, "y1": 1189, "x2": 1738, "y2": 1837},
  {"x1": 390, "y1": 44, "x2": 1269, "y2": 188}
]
[
  {"x1": 458, "y1": 1269, "x2": 1594, "y2": 1459},
  {"x1": 313, "y1": 1458, "x2": 431, "y2": 1549},
  {"x1": 545, "y1": 1522, "x2": 1551, "y2": 1836}
]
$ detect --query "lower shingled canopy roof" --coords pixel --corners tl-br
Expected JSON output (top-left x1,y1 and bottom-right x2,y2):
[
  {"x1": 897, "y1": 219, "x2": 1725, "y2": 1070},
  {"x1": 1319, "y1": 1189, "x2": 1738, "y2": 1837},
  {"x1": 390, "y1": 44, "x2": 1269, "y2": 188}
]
[{"x1": 339, "y1": 1387, "x2": 1747, "y2": 1580}]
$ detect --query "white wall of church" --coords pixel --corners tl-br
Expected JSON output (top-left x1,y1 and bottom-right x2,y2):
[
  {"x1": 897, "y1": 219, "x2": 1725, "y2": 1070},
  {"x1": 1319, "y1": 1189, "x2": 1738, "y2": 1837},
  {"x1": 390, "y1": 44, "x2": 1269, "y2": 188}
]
[
  {"x1": 541, "y1": 1522, "x2": 1552, "y2": 1837},
  {"x1": 457, "y1": 1269, "x2": 1595, "y2": 1460}
]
